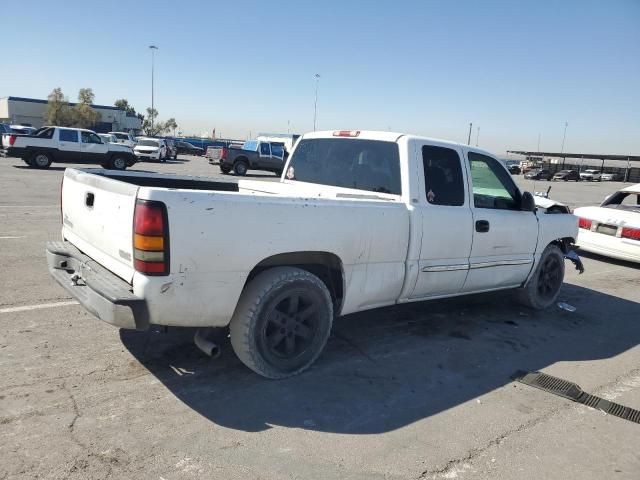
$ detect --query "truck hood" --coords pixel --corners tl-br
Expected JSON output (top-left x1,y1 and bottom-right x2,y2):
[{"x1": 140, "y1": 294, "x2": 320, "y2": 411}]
[{"x1": 108, "y1": 143, "x2": 133, "y2": 152}]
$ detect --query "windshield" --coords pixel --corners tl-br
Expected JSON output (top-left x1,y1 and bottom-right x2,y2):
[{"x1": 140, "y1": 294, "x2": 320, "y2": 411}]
[
  {"x1": 287, "y1": 138, "x2": 401, "y2": 195},
  {"x1": 138, "y1": 139, "x2": 159, "y2": 147},
  {"x1": 114, "y1": 133, "x2": 129, "y2": 140},
  {"x1": 242, "y1": 140, "x2": 259, "y2": 151}
]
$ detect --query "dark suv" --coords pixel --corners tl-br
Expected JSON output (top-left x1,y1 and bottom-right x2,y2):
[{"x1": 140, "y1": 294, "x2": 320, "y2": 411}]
[{"x1": 524, "y1": 168, "x2": 552, "y2": 180}]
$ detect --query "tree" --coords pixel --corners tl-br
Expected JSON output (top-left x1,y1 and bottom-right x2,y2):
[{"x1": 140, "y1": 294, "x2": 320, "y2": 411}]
[
  {"x1": 44, "y1": 88, "x2": 72, "y2": 126},
  {"x1": 114, "y1": 98, "x2": 136, "y2": 115},
  {"x1": 72, "y1": 88, "x2": 100, "y2": 128},
  {"x1": 141, "y1": 108, "x2": 176, "y2": 136},
  {"x1": 165, "y1": 117, "x2": 178, "y2": 136}
]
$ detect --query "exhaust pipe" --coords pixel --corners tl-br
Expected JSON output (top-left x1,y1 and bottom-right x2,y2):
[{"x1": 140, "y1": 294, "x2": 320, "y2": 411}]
[{"x1": 194, "y1": 328, "x2": 221, "y2": 359}]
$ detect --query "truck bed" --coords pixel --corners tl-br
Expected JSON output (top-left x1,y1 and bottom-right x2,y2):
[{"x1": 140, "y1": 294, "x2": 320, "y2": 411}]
[{"x1": 86, "y1": 169, "x2": 239, "y2": 191}]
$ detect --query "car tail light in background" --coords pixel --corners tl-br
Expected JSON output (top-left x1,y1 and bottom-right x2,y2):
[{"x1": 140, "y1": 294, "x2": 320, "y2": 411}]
[
  {"x1": 9, "y1": 135, "x2": 17, "y2": 146},
  {"x1": 220, "y1": 147, "x2": 228, "y2": 160},
  {"x1": 133, "y1": 200, "x2": 169, "y2": 275},
  {"x1": 621, "y1": 226, "x2": 640, "y2": 241},
  {"x1": 578, "y1": 217, "x2": 592, "y2": 230},
  {"x1": 332, "y1": 130, "x2": 360, "y2": 137}
]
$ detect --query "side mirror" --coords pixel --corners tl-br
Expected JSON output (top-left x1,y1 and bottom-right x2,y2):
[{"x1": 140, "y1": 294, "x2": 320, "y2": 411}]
[{"x1": 520, "y1": 191, "x2": 536, "y2": 212}]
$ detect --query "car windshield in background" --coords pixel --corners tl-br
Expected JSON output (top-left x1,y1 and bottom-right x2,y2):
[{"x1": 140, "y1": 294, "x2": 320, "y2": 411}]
[
  {"x1": 242, "y1": 140, "x2": 259, "y2": 151},
  {"x1": 138, "y1": 139, "x2": 159, "y2": 147},
  {"x1": 288, "y1": 138, "x2": 401, "y2": 195},
  {"x1": 114, "y1": 133, "x2": 129, "y2": 140}
]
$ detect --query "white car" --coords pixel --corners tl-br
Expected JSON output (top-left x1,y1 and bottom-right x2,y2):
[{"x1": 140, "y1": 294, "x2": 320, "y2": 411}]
[
  {"x1": 579, "y1": 169, "x2": 602, "y2": 182},
  {"x1": 601, "y1": 172, "x2": 622, "y2": 181},
  {"x1": 134, "y1": 137, "x2": 168, "y2": 162},
  {"x1": 574, "y1": 183, "x2": 640, "y2": 263},
  {"x1": 46, "y1": 130, "x2": 579, "y2": 378},
  {"x1": 98, "y1": 133, "x2": 119, "y2": 144},
  {"x1": 109, "y1": 131, "x2": 137, "y2": 148}
]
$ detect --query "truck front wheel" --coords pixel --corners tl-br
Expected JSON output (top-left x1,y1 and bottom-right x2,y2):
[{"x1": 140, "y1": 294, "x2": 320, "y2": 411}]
[
  {"x1": 515, "y1": 244, "x2": 565, "y2": 310},
  {"x1": 230, "y1": 267, "x2": 334, "y2": 379},
  {"x1": 110, "y1": 156, "x2": 128, "y2": 170}
]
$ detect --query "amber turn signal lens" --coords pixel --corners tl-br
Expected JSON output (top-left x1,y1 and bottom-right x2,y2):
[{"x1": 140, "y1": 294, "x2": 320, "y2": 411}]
[{"x1": 134, "y1": 234, "x2": 164, "y2": 251}]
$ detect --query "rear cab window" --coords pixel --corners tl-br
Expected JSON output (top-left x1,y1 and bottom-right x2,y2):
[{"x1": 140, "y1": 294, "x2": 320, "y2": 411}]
[
  {"x1": 287, "y1": 138, "x2": 401, "y2": 195},
  {"x1": 422, "y1": 145, "x2": 465, "y2": 206},
  {"x1": 59, "y1": 129, "x2": 79, "y2": 142}
]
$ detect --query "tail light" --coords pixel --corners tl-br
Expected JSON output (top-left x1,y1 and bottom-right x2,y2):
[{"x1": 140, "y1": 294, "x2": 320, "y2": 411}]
[
  {"x1": 220, "y1": 147, "x2": 228, "y2": 160},
  {"x1": 133, "y1": 200, "x2": 170, "y2": 275},
  {"x1": 578, "y1": 217, "x2": 592, "y2": 230},
  {"x1": 9, "y1": 135, "x2": 17, "y2": 146},
  {"x1": 621, "y1": 226, "x2": 640, "y2": 241}
]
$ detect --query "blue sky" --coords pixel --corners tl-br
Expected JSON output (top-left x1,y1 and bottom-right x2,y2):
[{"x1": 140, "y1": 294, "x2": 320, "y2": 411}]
[{"x1": 1, "y1": 0, "x2": 639, "y2": 155}]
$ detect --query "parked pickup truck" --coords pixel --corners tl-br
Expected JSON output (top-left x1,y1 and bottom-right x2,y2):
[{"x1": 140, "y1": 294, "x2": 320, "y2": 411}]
[
  {"x1": 218, "y1": 140, "x2": 288, "y2": 176},
  {"x1": 1, "y1": 126, "x2": 137, "y2": 170},
  {"x1": 46, "y1": 130, "x2": 580, "y2": 378}
]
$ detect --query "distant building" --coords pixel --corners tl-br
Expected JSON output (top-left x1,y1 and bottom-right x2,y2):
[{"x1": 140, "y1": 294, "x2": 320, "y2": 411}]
[{"x1": 0, "y1": 96, "x2": 142, "y2": 133}]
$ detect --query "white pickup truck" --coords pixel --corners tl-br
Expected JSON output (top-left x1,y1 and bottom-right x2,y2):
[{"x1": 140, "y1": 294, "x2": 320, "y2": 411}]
[
  {"x1": 1, "y1": 126, "x2": 137, "y2": 169},
  {"x1": 47, "y1": 130, "x2": 580, "y2": 378}
]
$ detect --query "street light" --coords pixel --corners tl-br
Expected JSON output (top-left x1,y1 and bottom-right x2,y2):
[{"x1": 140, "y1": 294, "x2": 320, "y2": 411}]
[
  {"x1": 149, "y1": 45, "x2": 158, "y2": 132},
  {"x1": 560, "y1": 121, "x2": 568, "y2": 153},
  {"x1": 313, "y1": 73, "x2": 321, "y2": 131}
]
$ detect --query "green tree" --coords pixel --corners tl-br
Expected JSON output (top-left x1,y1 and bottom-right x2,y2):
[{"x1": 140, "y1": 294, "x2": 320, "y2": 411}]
[
  {"x1": 44, "y1": 88, "x2": 72, "y2": 126},
  {"x1": 114, "y1": 98, "x2": 136, "y2": 115},
  {"x1": 165, "y1": 117, "x2": 178, "y2": 136},
  {"x1": 72, "y1": 88, "x2": 100, "y2": 128},
  {"x1": 141, "y1": 107, "x2": 172, "y2": 136}
]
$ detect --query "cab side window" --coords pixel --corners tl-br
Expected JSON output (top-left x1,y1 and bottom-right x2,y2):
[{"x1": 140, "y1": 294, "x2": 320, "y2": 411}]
[
  {"x1": 468, "y1": 152, "x2": 521, "y2": 210},
  {"x1": 260, "y1": 143, "x2": 271, "y2": 156},
  {"x1": 59, "y1": 129, "x2": 78, "y2": 142},
  {"x1": 422, "y1": 145, "x2": 465, "y2": 206}
]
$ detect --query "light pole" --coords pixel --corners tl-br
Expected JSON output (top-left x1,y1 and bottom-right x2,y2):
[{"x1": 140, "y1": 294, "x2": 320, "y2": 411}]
[
  {"x1": 149, "y1": 45, "x2": 158, "y2": 133},
  {"x1": 313, "y1": 73, "x2": 321, "y2": 131},
  {"x1": 475, "y1": 126, "x2": 480, "y2": 146},
  {"x1": 560, "y1": 121, "x2": 568, "y2": 153},
  {"x1": 537, "y1": 132, "x2": 541, "y2": 152},
  {"x1": 467, "y1": 122, "x2": 472, "y2": 145}
]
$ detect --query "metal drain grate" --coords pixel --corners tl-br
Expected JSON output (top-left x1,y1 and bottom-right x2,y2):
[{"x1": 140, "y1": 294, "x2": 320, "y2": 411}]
[{"x1": 514, "y1": 371, "x2": 640, "y2": 425}]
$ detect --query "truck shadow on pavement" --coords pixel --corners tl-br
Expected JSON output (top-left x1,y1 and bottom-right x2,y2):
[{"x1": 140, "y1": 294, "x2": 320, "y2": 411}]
[{"x1": 120, "y1": 284, "x2": 640, "y2": 434}]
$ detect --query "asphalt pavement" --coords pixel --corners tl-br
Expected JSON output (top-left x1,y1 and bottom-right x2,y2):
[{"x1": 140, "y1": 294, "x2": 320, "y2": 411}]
[{"x1": 1, "y1": 156, "x2": 638, "y2": 479}]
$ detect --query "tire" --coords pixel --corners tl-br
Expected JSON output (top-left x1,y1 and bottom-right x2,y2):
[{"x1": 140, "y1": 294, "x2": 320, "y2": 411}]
[
  {"x1": 275, "y1": 169, "x2": 283, "y2": 177},
  {"x1": 30, "y1": 151, "x2": 52, "y2": 169},
  {"x1": 220, "y1": 164, "x2": 232, "y2": 174},
  {"x1": 516, "y1": 244, "x2": 565, "y2": 310},
  {"x1": 233, "y1": 160, "x2": 248, "y2": 176},
  {"x1": 109, "y1": 156, "x2": 127, "y2": 170},
  {"x1": 230, "y1": 267, "x2": 334, "y2": 379}
]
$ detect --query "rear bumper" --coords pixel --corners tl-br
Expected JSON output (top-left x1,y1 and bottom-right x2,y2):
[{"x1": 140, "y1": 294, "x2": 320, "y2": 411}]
[
  {"x1": 46, "y1": 241, "x2": 149, "y2": 330},
  {"x1": 576, "y1": 231, "x2": 640, "y2": 263}
]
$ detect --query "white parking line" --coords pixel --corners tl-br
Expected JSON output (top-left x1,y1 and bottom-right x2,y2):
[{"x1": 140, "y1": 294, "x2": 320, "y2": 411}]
[
  {"x1": 0, "y1": 205, "x2": 58, "y2": 208},
  {"x1": 0, "y1": 236, "x2": 25, "y2": 239},
  {"x1": 0, "y1": 301, "x2": 79, "y2": 314}
]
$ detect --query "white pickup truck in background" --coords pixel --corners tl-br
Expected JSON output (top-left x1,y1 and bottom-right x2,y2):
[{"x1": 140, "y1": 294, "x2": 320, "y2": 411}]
[
  {"x1": 1, "y1": 126, "x2": 137, "y2": 169},
  {"x1": 47, "y1": 130, "x2": 580, "y2": 378}
]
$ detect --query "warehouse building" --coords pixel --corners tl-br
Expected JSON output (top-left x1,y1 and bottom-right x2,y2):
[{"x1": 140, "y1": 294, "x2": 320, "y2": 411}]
[{"x1": 0, "y1": 96, "x2": 142, "y2": 133}]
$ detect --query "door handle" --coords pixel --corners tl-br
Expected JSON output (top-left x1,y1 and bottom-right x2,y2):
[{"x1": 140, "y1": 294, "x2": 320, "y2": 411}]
[
  {"x1": 475, "y1": 220, "x2": 490, "y2": 232},
  {"x1": 85, "y1": 192, "x2": 95, "y2": 208}
]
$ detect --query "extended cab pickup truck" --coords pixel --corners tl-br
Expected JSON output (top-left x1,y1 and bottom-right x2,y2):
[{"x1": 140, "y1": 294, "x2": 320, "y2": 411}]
[
  {"x1": 1, "y1": 126, "x2": 137, "y2": 170},
  {"x1": 218, "y1": 140, "x2": 287, "y2": 176},
  {"x1": 47, "y1": 130, "x2": 580, "y2": 378}
]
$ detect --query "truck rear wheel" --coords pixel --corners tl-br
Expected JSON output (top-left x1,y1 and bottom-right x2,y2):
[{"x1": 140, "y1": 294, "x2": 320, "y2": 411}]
[
  {"x1": 30, "y1": 151, "x2": 52, "y2": 169},
  {"x1": 230, "y1": 267, "x2": 334, "y2": 379},
  {"x1": 515, "y1": 244, "x2": 565, "y2": 310},
  {"x1": 233, "y1": 160, "x2": 248, "y2": 176}
]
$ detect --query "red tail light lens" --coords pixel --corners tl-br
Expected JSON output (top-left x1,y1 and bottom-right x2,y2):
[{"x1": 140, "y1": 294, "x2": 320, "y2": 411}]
[
  {"x1": 133, "y1": 200, "x2": 169, "y2": 275},
  {"x1": 578, "y1": 217, "x2": 592, "y2": 230},
  {"x1": 9, "y1": 135, "x2": 17, "y2": 146},
  {"x1": 621, "y1": 226, "x2": 640, "y2": 241},
  {"x1": 220, "y1": 147, "x2": 228, "y2": 160}
]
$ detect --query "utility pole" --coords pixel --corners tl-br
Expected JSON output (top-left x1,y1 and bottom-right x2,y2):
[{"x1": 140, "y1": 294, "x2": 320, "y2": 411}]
[
  {"x1": 537, "y1": 132, "x2": 541, "y2": 152},
  {"x1": 475, "y1": 126, "x2": 480, "y2": 146},
  {"x1": 560, "y1": 121, "x2": 568, "y2": 153},
  {"x1": 149, "y1": 45, "x2": 158, "y2": 133},
  {"x1": 467, "y1": 122, "x2": 473, "y2": 145},
  {"x1": 313, "y1": 73, "x2": 321, "y2": 131}
]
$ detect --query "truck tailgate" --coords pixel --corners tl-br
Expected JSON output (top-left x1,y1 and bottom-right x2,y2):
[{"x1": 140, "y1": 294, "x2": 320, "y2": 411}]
[{"x1": 61, "y1": 169, "x2": 138, "y2": 283}]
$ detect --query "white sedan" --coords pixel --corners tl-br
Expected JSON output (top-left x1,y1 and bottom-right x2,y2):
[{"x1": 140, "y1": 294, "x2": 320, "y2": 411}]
[
  {"x1": 574, "y1": 183, "x2": 640, "y2": 263},
  {"x1": 579, "y1": 169, "x2": 602, "y2": 181}
]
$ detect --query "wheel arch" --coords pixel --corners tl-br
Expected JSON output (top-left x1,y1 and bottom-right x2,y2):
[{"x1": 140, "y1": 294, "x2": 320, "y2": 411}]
[
  {"x1": 234, "y1": 156, "x2": 249, "y2": 165},
  {"x1": 244, "y1": 251, "x2": 345, "y2": 314}
]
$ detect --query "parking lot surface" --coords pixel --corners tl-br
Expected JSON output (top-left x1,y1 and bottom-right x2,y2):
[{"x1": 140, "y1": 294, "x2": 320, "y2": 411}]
[{"x1": 1, "y1": 156, "x2": 639, "y2": 479}]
